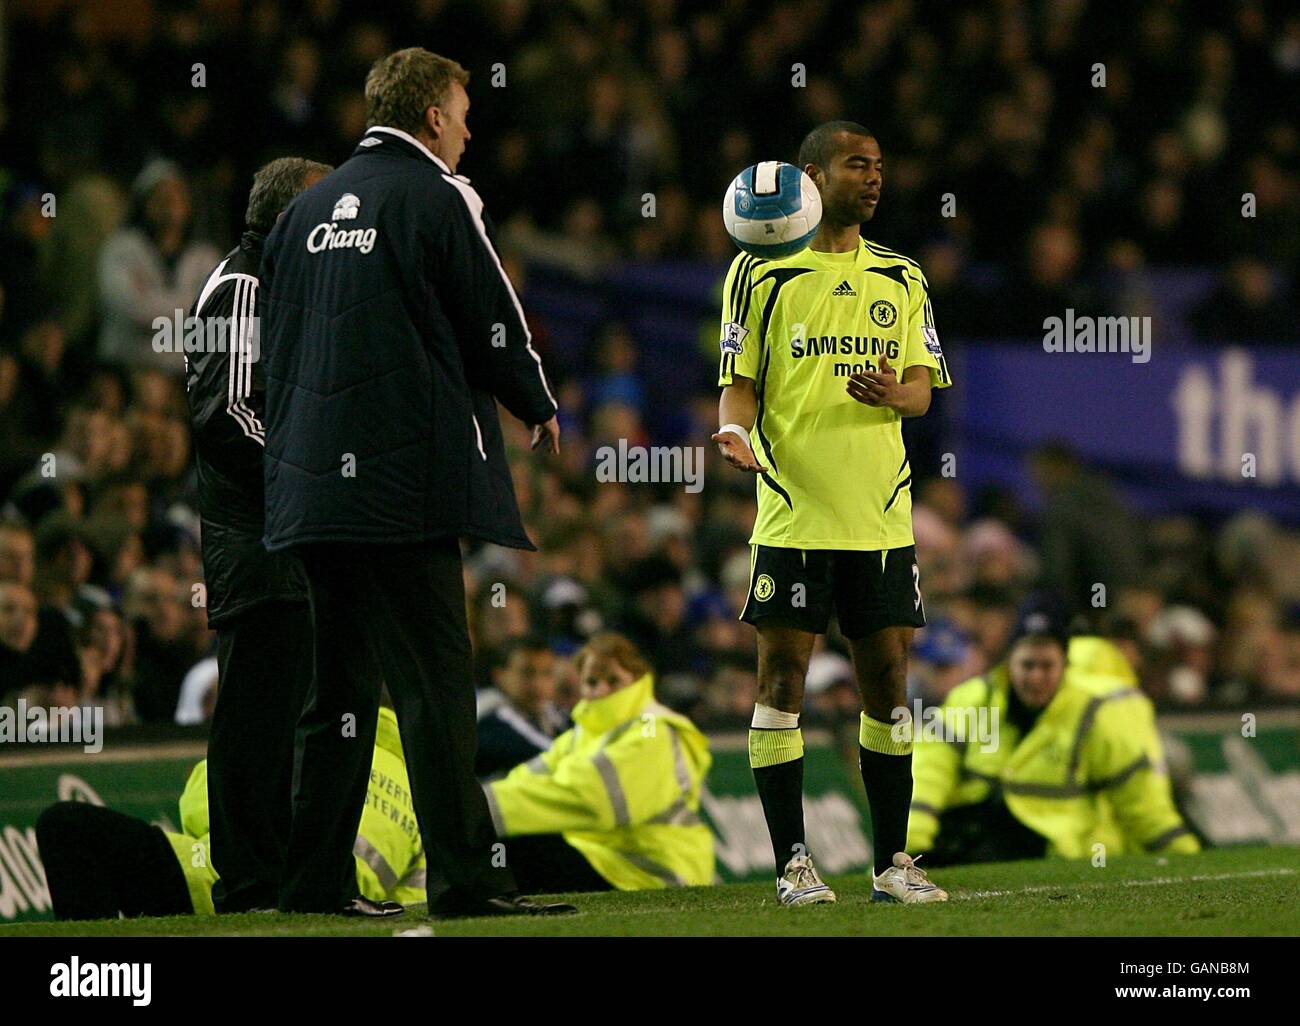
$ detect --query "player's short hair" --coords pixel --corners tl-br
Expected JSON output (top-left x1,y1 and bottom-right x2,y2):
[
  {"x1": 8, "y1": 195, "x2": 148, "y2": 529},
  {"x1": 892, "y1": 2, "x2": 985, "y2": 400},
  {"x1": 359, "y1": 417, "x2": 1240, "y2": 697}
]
[
  {"x1": 798, "y1": 120, "x2": 875, "y2": 174},
  {"x1": 365, "y1": 47, "x2": 470, "y2": 136},
  {"x1": 244, "y1": 157, "x2": 333, "y2": 233},
  {"x1": 574, "y1": 631, "x2": 651, "y2": 681}
]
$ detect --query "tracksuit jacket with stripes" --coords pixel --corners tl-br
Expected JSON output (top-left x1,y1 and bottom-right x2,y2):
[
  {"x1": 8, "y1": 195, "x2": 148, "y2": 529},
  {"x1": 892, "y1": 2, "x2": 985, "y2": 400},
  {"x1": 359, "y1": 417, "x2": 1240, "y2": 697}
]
[
  {"x1": 259, "y1": 126, "x2": 557, "y2": 553},
  {"x1": 184, "y1": 230, "x2": 307, "y2": 626}
]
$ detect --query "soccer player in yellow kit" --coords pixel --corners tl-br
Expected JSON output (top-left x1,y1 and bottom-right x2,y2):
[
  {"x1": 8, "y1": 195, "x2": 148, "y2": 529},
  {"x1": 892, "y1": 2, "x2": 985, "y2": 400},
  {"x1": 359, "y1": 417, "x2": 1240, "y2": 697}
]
[{"x1": 714, "y1": 121, "x2": 953, "y2": 905}]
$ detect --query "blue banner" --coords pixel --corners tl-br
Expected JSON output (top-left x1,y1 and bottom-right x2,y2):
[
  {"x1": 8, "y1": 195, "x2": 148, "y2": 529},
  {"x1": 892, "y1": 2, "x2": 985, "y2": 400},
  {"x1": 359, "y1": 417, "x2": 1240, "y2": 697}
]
[{"x1": 947, "y1": 344, "x2": 1300, "y2": 522}]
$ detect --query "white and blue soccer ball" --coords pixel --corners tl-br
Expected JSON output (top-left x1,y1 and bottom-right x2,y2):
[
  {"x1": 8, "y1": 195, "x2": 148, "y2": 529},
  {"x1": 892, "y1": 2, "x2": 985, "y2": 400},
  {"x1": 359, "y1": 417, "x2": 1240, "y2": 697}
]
[{"x1": 722, "y1": 161, "x2": 822, "y2": 258}]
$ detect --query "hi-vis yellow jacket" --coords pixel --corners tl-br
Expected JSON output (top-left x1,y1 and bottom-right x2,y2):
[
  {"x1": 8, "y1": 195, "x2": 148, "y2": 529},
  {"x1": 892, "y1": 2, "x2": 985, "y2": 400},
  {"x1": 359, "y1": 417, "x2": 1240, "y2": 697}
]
[
  {"x1": 486, "y1": 673, "x2": 715, "y2": 889},
  {"x1": 163, "y1": 706, "x2": 427, "y2": 913},
  {"x1": 907, "y1": 638, "x2": 1200, "y2": 859}
]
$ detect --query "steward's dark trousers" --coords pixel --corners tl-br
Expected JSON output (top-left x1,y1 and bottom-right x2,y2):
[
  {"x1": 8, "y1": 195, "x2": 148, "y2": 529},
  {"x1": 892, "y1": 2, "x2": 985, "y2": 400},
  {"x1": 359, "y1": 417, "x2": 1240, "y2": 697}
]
[
  {"x1": 279, "y1": 539, "x2": 515, "y2": 914},
  {"x1": 500, "y1": 834, "x2": 613, "y2": 894},
  {"x1": 35, "y1": 803, "x2": 192, "y2": 920},
  {"x1": 208, "y1": 600, "x2": 313, "y2": 912}
]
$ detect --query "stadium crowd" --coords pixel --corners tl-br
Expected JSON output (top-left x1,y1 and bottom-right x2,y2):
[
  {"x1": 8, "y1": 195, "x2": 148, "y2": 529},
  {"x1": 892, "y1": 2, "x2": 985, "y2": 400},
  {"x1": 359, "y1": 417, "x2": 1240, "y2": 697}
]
[{"x1": 1, "y1": 0, "x2": 1298, "y2": 729}]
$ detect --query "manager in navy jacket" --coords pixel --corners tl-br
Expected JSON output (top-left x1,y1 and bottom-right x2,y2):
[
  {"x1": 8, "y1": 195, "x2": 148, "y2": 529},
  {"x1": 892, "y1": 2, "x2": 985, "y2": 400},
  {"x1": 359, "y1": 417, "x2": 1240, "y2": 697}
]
[{"x1": 260, "y1": 47, "x2": 569, "y2": 919}]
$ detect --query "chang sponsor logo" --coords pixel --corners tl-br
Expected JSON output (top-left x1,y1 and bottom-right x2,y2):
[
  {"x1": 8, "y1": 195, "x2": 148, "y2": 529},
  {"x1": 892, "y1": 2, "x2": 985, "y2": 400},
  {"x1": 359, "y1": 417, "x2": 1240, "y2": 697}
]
[{"x1": 306, "y1": 221, "x2": 377, "y2": 255}]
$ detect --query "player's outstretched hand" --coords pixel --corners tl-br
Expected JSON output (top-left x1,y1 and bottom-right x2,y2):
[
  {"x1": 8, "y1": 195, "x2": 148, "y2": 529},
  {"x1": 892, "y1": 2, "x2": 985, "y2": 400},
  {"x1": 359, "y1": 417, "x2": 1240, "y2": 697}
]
[
  {"x1": 846, "y1": 353, "x2": 899, "y2": 408},
  {"x1": 531, "y1": 416, "x2": 560, "y2": 454},
  {"x1": 712, "y1": 429, "x2": 768, "y2": 473}
]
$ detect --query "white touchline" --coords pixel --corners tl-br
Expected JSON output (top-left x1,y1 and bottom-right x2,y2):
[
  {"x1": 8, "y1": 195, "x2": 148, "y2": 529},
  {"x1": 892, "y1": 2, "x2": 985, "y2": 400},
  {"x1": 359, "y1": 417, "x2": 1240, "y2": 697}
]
[{"x1": 954, "y1": 867, "x2": 1297, "y2": 901}]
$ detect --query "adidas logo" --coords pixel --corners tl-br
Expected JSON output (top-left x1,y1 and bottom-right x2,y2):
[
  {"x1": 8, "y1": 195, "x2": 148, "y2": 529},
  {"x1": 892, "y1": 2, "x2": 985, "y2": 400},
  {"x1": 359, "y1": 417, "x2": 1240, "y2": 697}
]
[{"x1": 831, "y1": 280, "x2": 857, "y2": 296}]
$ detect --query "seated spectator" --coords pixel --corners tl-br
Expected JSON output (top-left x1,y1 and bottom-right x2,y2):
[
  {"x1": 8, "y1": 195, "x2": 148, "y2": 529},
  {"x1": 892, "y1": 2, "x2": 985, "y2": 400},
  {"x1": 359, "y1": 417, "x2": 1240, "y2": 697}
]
[
  {"x1": 71, "y1": 587, "x2": 130, "y2": 724},
  {"x1": 95, "y1": 160, "x2": 220, "y2": 374},
  {"x1": 1192, "y1": 255, "x2": 1294, "y2": 343},
  {"x1": 475, "y1": 635, "x2": 569, "y2": 778},
  {"x1": 36, "y1": 704, "x2": 421, "y2": 919},
  {"x1": 0, "y1": 520, "x2": 35, "y2": 586},
  {"x1": 618, "y1": 554, "x2": 698, "y2": 677},
  {"x1": 907, "y1": 617, "x2": 977, "y2": 706},
  {"x1": 0, "y1": 579, "x2": 41, "y2": 699},
  {"x1": 123, "y1": 565, "x2": 209, "y2": 722},
  {"x1": 907, "y1": 606, "x2": 1200, "y2": 865},
  {"x1": 485, "y1": 632, "x2": 714, "y2": 891}
]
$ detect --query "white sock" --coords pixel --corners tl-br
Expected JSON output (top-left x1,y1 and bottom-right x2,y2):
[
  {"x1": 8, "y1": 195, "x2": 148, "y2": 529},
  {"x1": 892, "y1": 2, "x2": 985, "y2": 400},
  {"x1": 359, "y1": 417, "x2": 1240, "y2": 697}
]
[{"x1": 751, "y1": 703, "x2": 800, "y2": 729}]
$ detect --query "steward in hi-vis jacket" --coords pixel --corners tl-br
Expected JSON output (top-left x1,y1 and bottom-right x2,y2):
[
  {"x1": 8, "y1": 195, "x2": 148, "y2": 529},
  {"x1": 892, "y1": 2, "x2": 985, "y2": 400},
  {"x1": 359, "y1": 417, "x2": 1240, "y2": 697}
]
[
  {"x1": 487, "y1": 672, "x2": 715, "y2": 890},
  {"x1": 908, "y1": 629, "x2": 1200, "y2": 864}
]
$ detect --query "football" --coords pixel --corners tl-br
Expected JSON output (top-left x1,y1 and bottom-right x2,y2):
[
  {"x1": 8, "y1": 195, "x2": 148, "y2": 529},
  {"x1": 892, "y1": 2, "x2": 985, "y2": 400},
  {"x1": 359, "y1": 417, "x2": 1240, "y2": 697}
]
[{"x1": 722, "y1": 160, "x2": 822, "y2": 258}]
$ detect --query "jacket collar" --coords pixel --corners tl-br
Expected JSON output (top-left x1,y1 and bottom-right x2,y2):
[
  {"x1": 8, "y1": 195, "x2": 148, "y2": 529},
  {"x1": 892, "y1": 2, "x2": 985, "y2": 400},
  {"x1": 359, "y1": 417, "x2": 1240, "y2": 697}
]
[
  {"x1": 572, "y1": 673, "x2": 655, "y2": 735},
  {"x1": 362, "y1": 126, "x2": 452, "y2": 175},
  {"x1": 240, "y1": 229, "x2": 266, "y2": 254}
]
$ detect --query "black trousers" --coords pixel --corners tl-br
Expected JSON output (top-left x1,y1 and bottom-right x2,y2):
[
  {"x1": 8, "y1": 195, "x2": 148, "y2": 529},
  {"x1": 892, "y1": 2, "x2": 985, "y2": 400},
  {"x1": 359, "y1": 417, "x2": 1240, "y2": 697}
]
[
  {"x1": 36, "y1": 803, "x2": 192, "y2": 920},
  {"x1": 280, "y1": 540, "x2": 515, "y2": 913},
  {"x1": 500, "y1": 835, "x2": 612, "y2": 894},
  {"x1": 207, "y1": 600, "x2": 313, "y2": 912},
  {"x1": 925, "y1": 799, "x2": 1049, "y2": 867}
]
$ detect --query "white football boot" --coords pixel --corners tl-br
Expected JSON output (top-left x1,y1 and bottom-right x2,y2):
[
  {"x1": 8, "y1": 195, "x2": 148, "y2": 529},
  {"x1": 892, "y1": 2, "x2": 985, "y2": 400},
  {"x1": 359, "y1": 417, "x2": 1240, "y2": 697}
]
[
  {"x1": 776, "y1": 853, "x2": 837, "y2": 906},
  {"x1": 870, "y1": 852, "x2": 948, "y2": 904}
]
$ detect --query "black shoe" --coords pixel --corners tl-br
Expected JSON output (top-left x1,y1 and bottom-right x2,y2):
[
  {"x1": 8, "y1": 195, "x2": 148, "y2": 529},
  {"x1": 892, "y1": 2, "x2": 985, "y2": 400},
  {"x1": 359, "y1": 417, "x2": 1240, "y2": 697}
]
[
  {"x1": 340, "y1": 896, "x2": 405, "y2": 918},
  {"x1": 431, "y1": 893, "x2": 577, "y2": 919},
  {"x1": 505, "y1": 894, "x2": 578, "y2": 916}
]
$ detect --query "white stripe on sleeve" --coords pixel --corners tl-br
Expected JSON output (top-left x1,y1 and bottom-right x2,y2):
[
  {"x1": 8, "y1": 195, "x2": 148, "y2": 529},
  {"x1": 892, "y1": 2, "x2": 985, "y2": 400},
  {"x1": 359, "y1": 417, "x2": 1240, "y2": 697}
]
[{"x1": 441, "y1": 175, "x2": 557, "y2": 410}]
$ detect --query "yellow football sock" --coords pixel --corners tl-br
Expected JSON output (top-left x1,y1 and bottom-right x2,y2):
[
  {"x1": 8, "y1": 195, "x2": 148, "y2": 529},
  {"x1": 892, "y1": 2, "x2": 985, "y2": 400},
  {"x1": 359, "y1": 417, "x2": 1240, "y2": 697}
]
[
  {"x1": 749, "y1": 727, "x2": 805, "y2": 768},
  {"x1": 859, "y1": 712, "x2": 912, "y2": 756}
]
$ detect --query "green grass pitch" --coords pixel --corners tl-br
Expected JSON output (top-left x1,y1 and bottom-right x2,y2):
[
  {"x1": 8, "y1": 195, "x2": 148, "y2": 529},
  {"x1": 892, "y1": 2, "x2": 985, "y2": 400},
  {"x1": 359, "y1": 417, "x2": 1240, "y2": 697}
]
[{"x1": 4, "y1": 846, "x2": 1295, "y2": 937}]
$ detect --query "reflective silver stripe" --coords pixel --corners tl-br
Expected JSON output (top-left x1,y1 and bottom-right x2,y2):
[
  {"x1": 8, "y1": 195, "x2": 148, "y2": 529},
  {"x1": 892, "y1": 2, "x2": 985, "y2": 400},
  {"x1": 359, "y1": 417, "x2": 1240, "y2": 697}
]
[
  {"x1": 1145, "y1": 825, "x2": 1193, "y2": 852},
  {"x1": 524, "y1": 754, "x2": 550, "y2": 775},
  {"x1": 960, "y1": 688, "x2": 1147, "y2": 800},
  {"x1": 483, "y1": 783, "x2": 505, "y2": 835},
  {"x1": 398, "y1": 867, "x2": 427, "y2": 891},
  {"x1": 964, "y1": 759, "x2": 1149, "y2": 800},
  {"x1": 666, "y1": 722, "x2": 692, "y2": 798},
  {"x1": 646, "y1": 799, "x2": 702, "y2": 827},
  {"x1": 601, "y1": 718, "x2": 642, "y2": 749},
  {"x1": 619, "y1": 850, "x2": 686, "y2": 887},
  {"x1": 353, "y1": 835, "x2": 398, "y2": 893},
  {"x1": 1091, "y1": 754, "x2": 1151, "y2": 791},
  {"x1": 1068, "y1": 688, "x2": 1142, "y2": 779},
  {"x1": 962, "y1": 768, "x2": 1080, "y2": 798},
  {"x1": 592, "y1": 751, "x2": 631, "y2": 827},
  {"x1": 1001, "y1": 780, "x2": 1086, "y2": 798}
]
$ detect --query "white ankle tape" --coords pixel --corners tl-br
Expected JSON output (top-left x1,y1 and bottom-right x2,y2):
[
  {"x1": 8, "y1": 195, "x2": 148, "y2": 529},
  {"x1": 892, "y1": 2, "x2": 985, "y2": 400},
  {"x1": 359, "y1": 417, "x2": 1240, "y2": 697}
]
[{"x1": 752, "y1": 704, "x2": 800, "y2": 729}]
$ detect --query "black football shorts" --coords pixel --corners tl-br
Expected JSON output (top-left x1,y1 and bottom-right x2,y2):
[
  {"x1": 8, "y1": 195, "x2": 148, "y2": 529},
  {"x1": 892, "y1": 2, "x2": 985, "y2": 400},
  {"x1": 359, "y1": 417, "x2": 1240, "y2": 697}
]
[{"x1": 739, "y1": 544, "x2": 926, "y2": 638}]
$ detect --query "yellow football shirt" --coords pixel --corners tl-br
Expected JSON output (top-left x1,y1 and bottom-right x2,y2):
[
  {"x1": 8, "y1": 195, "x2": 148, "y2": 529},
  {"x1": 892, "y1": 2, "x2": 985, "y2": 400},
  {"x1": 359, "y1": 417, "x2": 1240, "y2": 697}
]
[{"x1": 717, "y1": 237, "x2": 952, "y2": 550}]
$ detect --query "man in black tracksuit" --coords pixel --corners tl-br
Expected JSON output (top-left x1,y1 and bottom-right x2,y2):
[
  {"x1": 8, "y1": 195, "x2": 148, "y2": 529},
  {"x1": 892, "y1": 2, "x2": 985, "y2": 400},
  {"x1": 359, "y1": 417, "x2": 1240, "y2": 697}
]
[
  {"x1": 260, "y1": 48, "x2": 570, "y2": 918},
  {"x1": 184, "y1": 157, "x2": 332, "y2": 912}
]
